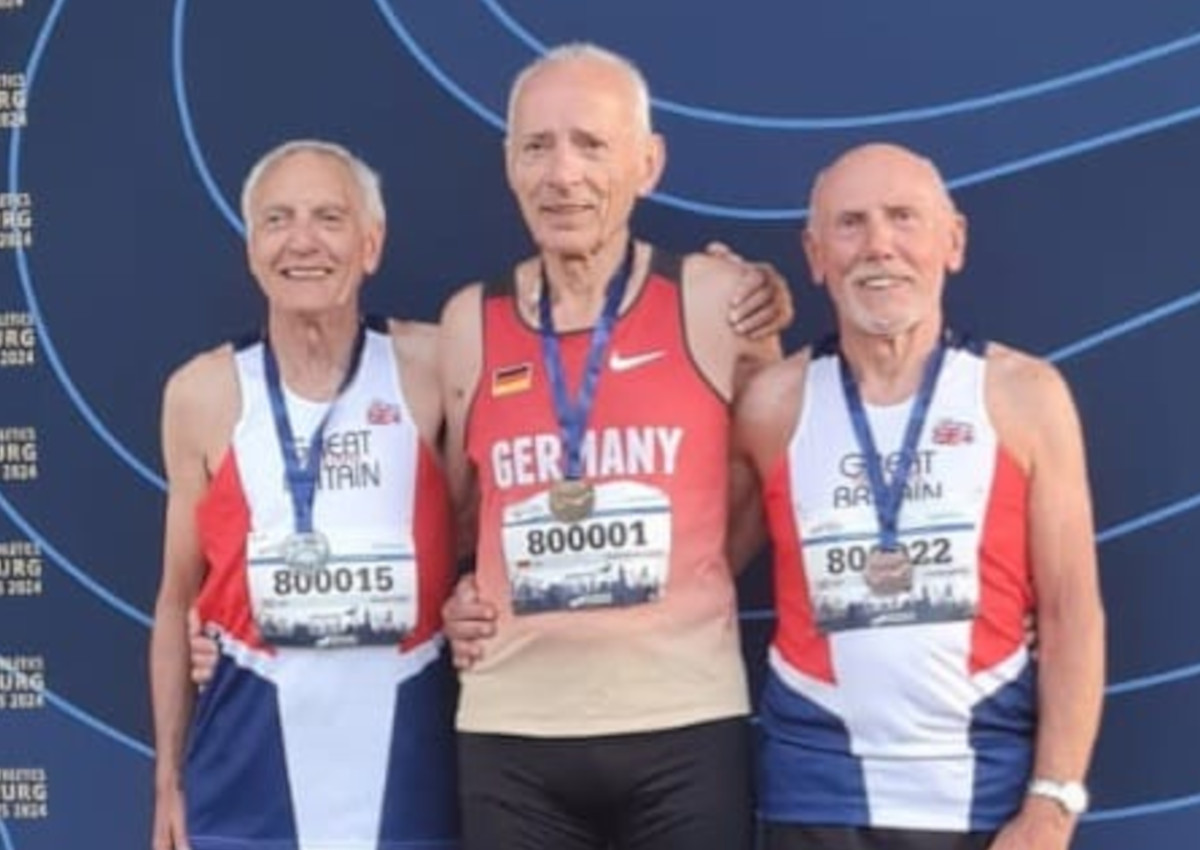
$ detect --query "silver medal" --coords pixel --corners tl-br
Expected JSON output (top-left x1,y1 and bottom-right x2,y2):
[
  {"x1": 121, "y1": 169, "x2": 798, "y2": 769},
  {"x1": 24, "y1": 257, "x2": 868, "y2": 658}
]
[{"x1": 282, "y1": 530, "x2": 331, "y2": 573}]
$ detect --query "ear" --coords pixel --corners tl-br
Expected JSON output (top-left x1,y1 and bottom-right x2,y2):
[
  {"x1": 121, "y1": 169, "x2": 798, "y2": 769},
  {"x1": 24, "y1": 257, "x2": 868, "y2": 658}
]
[
  {"x1": 246, "y1": 232, "x2": 265, "y2": 281},
  {"x1": 945, "y1": 211, "x2": 967, "y2": 274},
  {"x1": 801, "y1": 226, "x2": 826, "y2": 288},
  {"x1": 362, "y1": 221, "x2": 386, "y2": 276},
  {"x1": 635, "y1": 132, "x2": 667, "y2": 197},
  {"x1": 503, "y1": 136, "x2": 518, "y2": 193}
]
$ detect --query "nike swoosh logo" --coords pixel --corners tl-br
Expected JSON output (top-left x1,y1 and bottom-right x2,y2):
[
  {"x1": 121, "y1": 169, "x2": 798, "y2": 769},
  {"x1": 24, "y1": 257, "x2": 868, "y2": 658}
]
[{"x1": 609, "y1": 350, "x2": 666, "y2": 372}]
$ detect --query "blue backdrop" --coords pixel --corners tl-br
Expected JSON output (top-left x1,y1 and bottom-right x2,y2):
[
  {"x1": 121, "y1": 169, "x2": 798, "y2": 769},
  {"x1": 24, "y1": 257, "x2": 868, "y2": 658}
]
[{"x1": 1, "y1": 1, "x2": 1198, "y2": 847}]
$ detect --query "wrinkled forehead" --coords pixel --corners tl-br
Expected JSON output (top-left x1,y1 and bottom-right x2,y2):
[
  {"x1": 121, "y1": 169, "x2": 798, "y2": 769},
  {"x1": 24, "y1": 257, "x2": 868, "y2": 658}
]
[
  {"x1": 251, "y1": 150, "x2": 358, "y2": 209},
  {"x1": 812, "y1": 150, "x2": 952, "y2": 219},
  {"x1": 509, "y1": 59, "x2": 641, "y2": 135}
]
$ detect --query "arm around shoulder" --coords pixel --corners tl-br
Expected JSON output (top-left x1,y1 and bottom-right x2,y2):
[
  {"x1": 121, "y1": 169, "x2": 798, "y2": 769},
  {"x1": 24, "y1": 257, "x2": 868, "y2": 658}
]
[{"x1": 681, "y1": 252, "x2": 783, "y2": 402}]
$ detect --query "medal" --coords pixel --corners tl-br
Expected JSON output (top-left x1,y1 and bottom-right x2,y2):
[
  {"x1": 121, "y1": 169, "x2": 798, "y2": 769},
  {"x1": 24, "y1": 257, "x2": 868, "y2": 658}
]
[
  {"x1": 835, "y1": 331, "x2": 951, "y2": 591},
  {"x1": 262, "y1": 320, "x2": 368, "y2": 558},
  {"x1": 282, "y1": 530, "x2": 331, "y2": 573},
  {"x1": 864, "y1": 547, "x2": 914, "y2": 596},
  {"x1": 539, "y1": 240, "x2": 635, "y2": 510},
  {"x1": 549, "y1": 478, "x2": 595, "y2": 523}
]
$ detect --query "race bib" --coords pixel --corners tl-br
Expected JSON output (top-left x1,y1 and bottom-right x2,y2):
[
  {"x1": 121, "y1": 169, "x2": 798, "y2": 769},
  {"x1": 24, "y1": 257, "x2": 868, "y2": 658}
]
[
  {"x1": 247, "y1": 529, "x2": 417, "y2": 648},
  {"x1": 501, "y1": 480, "x2": 671, "y2": 615},
  {"x1": 800, "y1": 508, "x2": 980, "y2": 633}
]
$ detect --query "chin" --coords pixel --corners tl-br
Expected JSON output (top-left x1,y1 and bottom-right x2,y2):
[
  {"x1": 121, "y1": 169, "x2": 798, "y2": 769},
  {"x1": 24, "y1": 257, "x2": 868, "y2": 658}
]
[
  {"x1": 846, "y1": 310, "x2": 919, "y2": 338},
  {"x1": 533, "y1": 231, "x2": 601, "y2": 259}
]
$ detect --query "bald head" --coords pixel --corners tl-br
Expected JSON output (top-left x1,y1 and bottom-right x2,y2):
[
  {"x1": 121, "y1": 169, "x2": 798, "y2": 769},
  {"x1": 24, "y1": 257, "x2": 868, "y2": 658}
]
[
  {"x1": 808, "y1": 143, "x2": 956, "y2": 231},
  {"x1": 506, "y1": 43, "x2": 653, "y2": 138},
  {"x1": 800, "y1": 142, "x2": 967, "y2": 340}
]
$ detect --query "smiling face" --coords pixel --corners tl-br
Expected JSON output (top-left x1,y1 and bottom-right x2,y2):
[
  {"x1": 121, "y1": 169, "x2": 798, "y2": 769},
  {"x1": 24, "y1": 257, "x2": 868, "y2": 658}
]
[
  {"x1": 245, "y1": 148, "x2": 383, "y2": 317},
  {"x1": 804, "y1": 144, "x2": 966, "y2": 341},
  {"x1": 505, "y1": 55, "x2": 664, "y2": 261}
]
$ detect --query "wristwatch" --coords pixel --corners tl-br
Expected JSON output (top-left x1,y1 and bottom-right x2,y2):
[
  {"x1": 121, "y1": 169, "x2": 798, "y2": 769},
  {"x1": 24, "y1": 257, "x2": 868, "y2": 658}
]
[{"x1": 1028, "y1": 778, "x2": 1089, "y2": 815}]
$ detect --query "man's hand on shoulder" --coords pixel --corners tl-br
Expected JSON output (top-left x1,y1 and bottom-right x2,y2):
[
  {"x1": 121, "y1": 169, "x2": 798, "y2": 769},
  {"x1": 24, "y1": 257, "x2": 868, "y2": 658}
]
[{"x1": 703, "y1": 241, "x2": 794, "y2": 339}]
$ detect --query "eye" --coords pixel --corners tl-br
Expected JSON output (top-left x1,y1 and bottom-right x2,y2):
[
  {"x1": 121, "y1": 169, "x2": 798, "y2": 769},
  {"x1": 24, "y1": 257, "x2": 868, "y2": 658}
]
[
  {"x1": 317, "y1": 207, "x2": 349, "y2": 227},
  {"x1": 261, "y1": 210, "x2": 288, "y2": 230},
  {"x1": 834, "y1": 212, "x2": 864, "y2": 232},
  {"x1": 575, "y1": 134, "x2": 607, "y2": 156}
]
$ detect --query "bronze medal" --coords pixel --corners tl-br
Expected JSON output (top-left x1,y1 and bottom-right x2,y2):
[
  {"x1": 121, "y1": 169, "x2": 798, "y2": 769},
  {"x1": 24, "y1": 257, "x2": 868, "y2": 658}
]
[
  {"x1": 549, "y1": 478, "x2": 595, "y2": 523},
  {"x1": 864, "y1": 547, "x2": 913, "y2": 596}
]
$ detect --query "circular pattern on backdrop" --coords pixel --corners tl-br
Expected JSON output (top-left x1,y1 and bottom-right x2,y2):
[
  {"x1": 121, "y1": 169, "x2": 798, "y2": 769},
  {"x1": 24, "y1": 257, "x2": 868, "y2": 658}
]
[{"x1": 2, "y1": 2, "x2": 1200, "y2": 846}]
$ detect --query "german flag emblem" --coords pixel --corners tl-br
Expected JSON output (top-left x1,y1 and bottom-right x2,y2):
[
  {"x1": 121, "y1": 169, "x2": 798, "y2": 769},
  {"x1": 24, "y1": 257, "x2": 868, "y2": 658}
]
[{"x1": 492, "y1": 362, "x2": 533, "y2": 397}]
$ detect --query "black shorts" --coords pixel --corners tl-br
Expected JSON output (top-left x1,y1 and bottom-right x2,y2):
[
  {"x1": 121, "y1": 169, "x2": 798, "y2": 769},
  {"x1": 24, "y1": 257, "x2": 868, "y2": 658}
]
[
  {"x1": 458, "y1": 717, "x2": 753, "y2": 850},
  {"x1": 764, "y1": 823, "x2": 996, "y2": 850}
]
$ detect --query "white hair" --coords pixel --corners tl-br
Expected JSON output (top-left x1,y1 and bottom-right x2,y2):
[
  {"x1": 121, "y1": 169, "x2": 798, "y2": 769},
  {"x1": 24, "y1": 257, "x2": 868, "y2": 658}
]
[
  {"x1": 506, "y1": 42, "x2": 653, "y2": 136},
  {"x1": 240, "y1": 139, "x2": 385, "y2": 235}
]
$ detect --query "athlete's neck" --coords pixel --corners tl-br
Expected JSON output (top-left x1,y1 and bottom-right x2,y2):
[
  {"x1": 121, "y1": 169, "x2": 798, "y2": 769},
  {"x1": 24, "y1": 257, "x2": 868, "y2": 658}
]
[
  {"x1": 539, "y1": 234, "x2": 635, "y2": 331},
  {"x1": 839, "y1": 319, "x2": 943, "y2": 406},
  {"x1": 266, "y1": 308, "x2": 361, "y2": 401}
]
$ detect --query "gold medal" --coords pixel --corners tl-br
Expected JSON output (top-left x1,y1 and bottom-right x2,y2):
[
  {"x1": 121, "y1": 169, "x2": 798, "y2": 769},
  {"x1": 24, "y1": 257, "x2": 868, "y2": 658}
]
[
  {"x1": 864, "y1": 547, "x2": 913, "y2": 596},
  {"x1": 549, "y1": 478, "x2": 595, "y2": 523}
]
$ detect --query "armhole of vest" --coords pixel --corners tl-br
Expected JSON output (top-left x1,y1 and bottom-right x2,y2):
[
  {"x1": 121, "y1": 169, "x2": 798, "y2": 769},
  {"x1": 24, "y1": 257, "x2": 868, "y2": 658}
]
[
  {"x1": 667, "y1": 247, "x2": 740, "y2": 408},
  {"x1": 227, "y1": 332, "x2": 260, "y2": 452},
  {"x1": 794, "y1": 347, "x2": 829, "y2": 452}
]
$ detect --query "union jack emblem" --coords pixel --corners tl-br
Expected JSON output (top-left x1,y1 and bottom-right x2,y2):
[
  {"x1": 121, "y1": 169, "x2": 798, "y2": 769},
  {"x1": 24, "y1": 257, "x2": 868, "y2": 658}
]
[
  {"x1": 931, "y1": 418, "x2": 974, "y2": 446},
  {"x1": 367, "y1": 399, "x2": 402, "y2": 425}
]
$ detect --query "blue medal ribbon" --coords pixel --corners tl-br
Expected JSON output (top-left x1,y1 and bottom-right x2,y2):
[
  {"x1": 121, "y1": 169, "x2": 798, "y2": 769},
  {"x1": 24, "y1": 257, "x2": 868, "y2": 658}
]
[
  {"x1": 262, "y1": 320, "x2": 369, "y2": 533},
  {"x1": 538, "y1": 240, "x2": 635, "y2": 480},
  {"x1": 837, "y1": 333, "x2": 948, "y2": 551}
]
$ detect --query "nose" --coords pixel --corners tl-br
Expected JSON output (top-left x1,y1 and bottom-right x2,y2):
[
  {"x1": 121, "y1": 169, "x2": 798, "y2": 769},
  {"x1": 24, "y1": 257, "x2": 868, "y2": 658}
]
[
  {"x1": 862, "y1": 215, "x2": 894, "y2": 260},
  {"x1": 284, "y1": 217, "x2": 320, "y2": 252},
  {"x1": 545, "y1": 145, "x2": 583, "y2": 186}
]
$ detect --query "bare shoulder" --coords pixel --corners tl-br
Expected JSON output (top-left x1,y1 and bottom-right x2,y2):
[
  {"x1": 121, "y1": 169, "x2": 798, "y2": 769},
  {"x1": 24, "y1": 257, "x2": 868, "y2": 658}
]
[
  {"x1": 680, "y1": 250, "x2": 742, "y2": 307},
  {"x1": 436, "y1": 282, "x2": 487, "y2": 415},
  {"x1": 987, "y1": 342, "x2": 1074, "y2": 411},
  {"x1": 740, "y1": 348, "x2": 810, "y2": 414},
  {"x1": 388, "y1": 319, "x2": 439, "y2": 376},
  {"x1": 161, "y1": 343, "x2": 238, "y2": 474},
  {"x1": 438, "y1": 281, "x2": 486, "y2": 334},
  {"x1": 680, "y1": 251, "x2": 782, "y2": 398},
  {"x1": 985, "y1": 342, "x2": 1081, "y2": 468},
  {"x1": 734, "y1": 348, "x2": 810, "y2": 473},
  {"x1": 163, "y1": 343, "x2": 237, "y2": 420},
  {"x1": 388, "y1": 319, "x2": 444, "y2": 444}
]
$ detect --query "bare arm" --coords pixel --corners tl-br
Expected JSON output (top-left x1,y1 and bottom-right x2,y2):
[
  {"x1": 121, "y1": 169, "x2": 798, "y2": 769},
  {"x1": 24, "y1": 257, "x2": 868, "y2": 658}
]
[
  {"x1": 437, "y1": 285, "x2": 484, "y2": 560},
  {"x1": 436, "y1": 285, "x2": 497, "y2": 668},
  {"x1": 682, "y1": 252, "x2": 784, "y2": 576},
  {"x1": 990, "y1": 351, "x2": 1105, "y2": 849},
  {"x1": 389, "y1": 319, "x2": 444, "y2": 448},
  {"x1": 149, "y1": 352, "x2": 232, "y2": 850},
  {"x1": 725, "y1": 452, "x2": 766, "y2": 576},
  {"x1": 728, "y1": 354, "x2": 808, "y2": 575}
]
